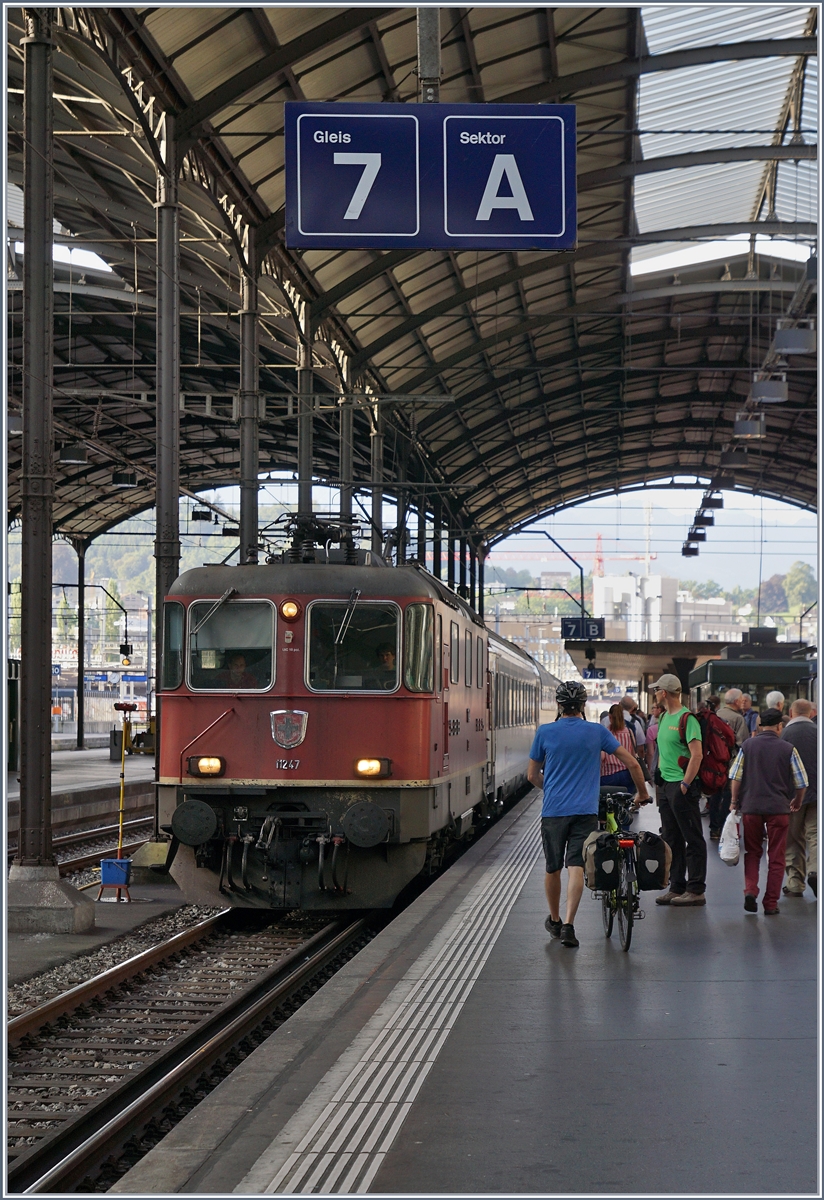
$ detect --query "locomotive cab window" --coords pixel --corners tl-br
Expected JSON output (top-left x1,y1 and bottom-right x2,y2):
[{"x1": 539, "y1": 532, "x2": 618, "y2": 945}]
[
  {"x1": 308, "y1": 601, "x2": 399, "y2": 691},
  {"x1": 404, "y1": 604, "x2": 434, "y2": 692},
  {"x1": 162, "y1": 601, "x2": 184, "y2": 690},
  {"x1": 188, "y1": 600, "x2": 274, "y2": 690}
]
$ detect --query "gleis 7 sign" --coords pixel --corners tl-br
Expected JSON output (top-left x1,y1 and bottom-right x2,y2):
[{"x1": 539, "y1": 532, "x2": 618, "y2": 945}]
[{"x1": 285, "y1": 101, "x2": 576, "y2": 251}]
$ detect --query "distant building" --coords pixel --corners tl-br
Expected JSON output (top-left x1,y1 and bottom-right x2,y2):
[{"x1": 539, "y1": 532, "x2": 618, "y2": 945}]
[
  {"x1": 592, "y1": 574, "x2": 679, "y2": 641},
  {"x1": 540, "y1": 570, "x2": 572, "y2": 593},
  {"x1": 592, "y1": 574, "x2": 745, "y2": 642}
]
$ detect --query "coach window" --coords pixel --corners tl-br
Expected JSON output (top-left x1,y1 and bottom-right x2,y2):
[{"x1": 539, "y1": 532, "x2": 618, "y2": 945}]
[
  {"x1": 188, "y1": 600, "x2": 274, "y2": 690},
  {"x1": 308, "y1": 601, "x2": 399, "y2": 691},
  {"x1": 476, "y1": 638, "x2": 484, "y2": 688},
  {"x1": 404, "y1": 604, "x2": 434, "y2": 692},
  {"x1": 436, "y1": 615, "x2": 443, "y2": 692},
  {"x1": 465, "y1": 630, "x2": 473, "y2": 687},
  {"x1": 450, "y1": 622, "x2": 460, "y2": 684},
  {"x1": 162, "y1": 601, "x2": 184, "y2": 690}
]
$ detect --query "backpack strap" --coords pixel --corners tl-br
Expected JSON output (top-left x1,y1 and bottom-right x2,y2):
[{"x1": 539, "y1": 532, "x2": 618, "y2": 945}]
[{"x1": 677, "y1": 710, "x2": 690, "y2": 747}]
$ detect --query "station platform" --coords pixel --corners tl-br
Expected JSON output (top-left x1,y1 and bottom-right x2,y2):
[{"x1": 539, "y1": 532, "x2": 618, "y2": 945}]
[
  {"x1": 112, "y1": 791, "x2": 817, "y2": 1196},
  {"x1": 7, "y1": 746, "x2": 155, "y2": 801},
  {"x1": 6, "y1": 881, "x2": 186, "y2": 984}
]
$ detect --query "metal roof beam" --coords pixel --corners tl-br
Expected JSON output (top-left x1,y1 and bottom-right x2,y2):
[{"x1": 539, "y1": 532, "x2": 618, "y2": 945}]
[
  {"x1": 176, "y1": 8, "x2": 395, "y2": 141},
  {"x1": 400, "y1": 283, "x2": 798, "y2": 393},
  {"x1": 346, "y1": 224, "x2": 814, "y2": 369},
  {"x1": 499, "y1": 38, "x2": 818, "y2": 105},
  {"x1": 580, "y1": 143, "x2": 817, "y2": 190}
]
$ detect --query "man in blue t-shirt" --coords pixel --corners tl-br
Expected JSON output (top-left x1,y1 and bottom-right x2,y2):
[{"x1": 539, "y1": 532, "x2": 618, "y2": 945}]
[{"x1": 528, "y1": 681, "x2": 647, "y2": 947}]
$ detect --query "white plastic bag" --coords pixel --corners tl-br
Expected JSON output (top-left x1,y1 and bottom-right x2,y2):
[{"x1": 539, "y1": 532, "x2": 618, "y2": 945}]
[{"x1": 718, "y1": 810, "x2": 740, "y2": 865}]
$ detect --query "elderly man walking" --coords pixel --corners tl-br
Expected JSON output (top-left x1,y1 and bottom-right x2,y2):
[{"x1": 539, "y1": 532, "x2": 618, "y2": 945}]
[
  {"x1": 707, "y1": 688, "x2": 749, "y2": 840},
  {"x1": 781, "y1": 699, "x2": 817, "y2": 898},
  {"x1": 765, "y1": 690, "x2": 785, "y2": 713},
  {"x1": 729, "y1": 708, "x2": 807, "y2": 915},
  {"x1": 741, "y1": 693, "x2": 760, "y2": 735}
]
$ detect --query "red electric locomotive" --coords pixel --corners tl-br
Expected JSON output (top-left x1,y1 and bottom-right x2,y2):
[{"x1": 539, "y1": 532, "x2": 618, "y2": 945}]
[{"x1": 157, "y1": 551, "x2": 557, "y2": 910}]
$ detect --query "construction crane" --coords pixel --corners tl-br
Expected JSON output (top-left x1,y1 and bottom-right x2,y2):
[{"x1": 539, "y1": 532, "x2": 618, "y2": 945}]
[{"x1": 490, "y1": 537, "x2": 657, "y2": 574}]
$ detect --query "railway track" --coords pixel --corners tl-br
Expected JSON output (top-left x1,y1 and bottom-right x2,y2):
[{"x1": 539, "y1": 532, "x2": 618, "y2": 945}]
[
  {"x1": 7, "y1": 816, "x2": 155, "y2": 876},
  {"x1": 7, "y1": 910, "x2": 374, "y2": 1193}
]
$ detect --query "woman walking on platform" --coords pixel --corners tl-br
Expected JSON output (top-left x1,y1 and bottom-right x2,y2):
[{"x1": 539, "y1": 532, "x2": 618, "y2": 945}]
[{"x1": 600, "y1": 704, "x2": 637, "y2": 792}]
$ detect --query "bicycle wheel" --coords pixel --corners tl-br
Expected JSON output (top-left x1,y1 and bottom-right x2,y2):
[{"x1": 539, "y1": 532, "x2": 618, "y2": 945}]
[
  {"x1": 617, "y1": 859, "x2": 634, "y2": 951},
  {"x1": 602, "y1": 889, "x2": 614, "y2": 937}
]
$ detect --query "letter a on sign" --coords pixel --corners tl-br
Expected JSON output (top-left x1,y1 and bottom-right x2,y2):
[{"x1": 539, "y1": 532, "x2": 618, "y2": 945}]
[{"x1": 475, "y1": 155, "x2": 534, "y2": 222}]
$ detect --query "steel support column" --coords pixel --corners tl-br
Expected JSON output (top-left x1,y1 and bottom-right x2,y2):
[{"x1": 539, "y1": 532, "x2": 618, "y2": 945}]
[
  {"x1": 417, "y1": 499, "x2": 426, "y2": 567},
  {"x1": 459, "y1": 538, "x2": 468, "y2": 600},
  {"x1": 73, "y1": 539, "x2": 88, "y2": 750},
  {"x1": 432, "y1": 501, "x2": 442, "y2": 580},
  {"x1": 370, "y1": 403, "x2": 384, "y2": 556},
  {"x1": 17, "y1": 7, "x2": 55, "y2": 865},
  {"x1": 297, "y1": 305, "x2": 314, "y2": 527},
  {"x1": 469, "y1": 544, "x2": 477, "y2": 610},
  {"x1": 417, "y1": 7, "x2": 441, "y2": 102},
  {"x1": 477, "y1": 547, "x2": 485, "y2": 622},
  {"x1": 154, "y1": 117, "x2": 181, "y2": 693},
  {"x1": 447, "y1": 531, "x2": 455, "y2": 591},
  {"x1": 239, "y1": 250, "x2": 259, "y2": 564},
  {"x1": 339, "y1": 361, "x2": 356, "y2": 562}
]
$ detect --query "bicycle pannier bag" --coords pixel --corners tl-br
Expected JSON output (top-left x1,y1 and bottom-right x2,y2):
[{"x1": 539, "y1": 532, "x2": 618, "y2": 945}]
[
  {"x1": 583, "y1": 831, "x2": 621, "y2": 890},
  {"x1": 634, "y1": 830, "x2": 672, "y2": 890}
]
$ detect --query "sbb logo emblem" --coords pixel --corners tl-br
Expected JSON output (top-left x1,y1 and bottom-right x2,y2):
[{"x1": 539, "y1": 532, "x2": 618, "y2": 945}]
[{"x1": 270, "y1": 710, "x2": 308, "y2": 749}]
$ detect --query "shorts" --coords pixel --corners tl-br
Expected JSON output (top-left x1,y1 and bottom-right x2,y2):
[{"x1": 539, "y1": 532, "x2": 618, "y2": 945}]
[{"x1": 541, "y1": 813, "x2": 598, "y2": 874}]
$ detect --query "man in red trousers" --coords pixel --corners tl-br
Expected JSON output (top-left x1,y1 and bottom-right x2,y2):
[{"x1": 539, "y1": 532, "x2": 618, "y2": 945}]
[{"x1": 729, "y1": 708, "x2": 808, "y2": 915}]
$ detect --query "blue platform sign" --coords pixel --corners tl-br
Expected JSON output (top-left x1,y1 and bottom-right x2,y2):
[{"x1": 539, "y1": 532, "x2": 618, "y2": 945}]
[
  {"x1": 561, "y1": 617, "x2": 605, "y2": 640},
  {"x1": 51, "y1": 664, "x2": 61, "y2": 677},
  {"x1": 285, "y1": 102, "x2": 576, "y2": 251}
]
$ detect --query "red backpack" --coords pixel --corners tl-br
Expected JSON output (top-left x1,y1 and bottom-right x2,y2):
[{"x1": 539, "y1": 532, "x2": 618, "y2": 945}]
[{"x1": 677, "y1": 710, "x2": 736, "y2": 793}]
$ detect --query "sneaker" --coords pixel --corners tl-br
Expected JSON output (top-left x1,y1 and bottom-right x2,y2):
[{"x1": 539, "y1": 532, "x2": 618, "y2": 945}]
[
  {"x1": 782, "y1": 886, "x2": 804, "y2": 897},
  {"x1": 655, "y1": 890, "x2": 681, "y2": 905},
  {"x1": 744, "y1": 894, "x2": 758, "y2": 913},
  {"x1": 763, "y1": 905, "x2": 780, "y2": 915},
  {"x1": 545, "y1": 915, "x2": 562, "y2": 938},
  {"x1": 709, "y1": 831, "x2": 721, "y2": 841},
  {"x1": 559, "y1": 923, "x2": 579, "y2": 948},
  {"x1": 670, "y1": 892, "x2": 707, "y2": 906},
  {"x1": 808, "y1": 872, "x2": 817, "y2": 897}
]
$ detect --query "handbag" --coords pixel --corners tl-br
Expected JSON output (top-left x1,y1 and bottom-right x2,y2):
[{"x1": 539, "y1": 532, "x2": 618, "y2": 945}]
[{"x1": 718, "y1": 810, "x2": 740, "y2": 865}]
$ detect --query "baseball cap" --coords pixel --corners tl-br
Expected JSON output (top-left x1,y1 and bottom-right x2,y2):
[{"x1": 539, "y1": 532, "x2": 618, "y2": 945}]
[
  {"x1": 651, "y1": 673, "x2": 682, "y2": 693},
  {"x1": 760, "y1": 707, "x2": 783, "y2": 727}
]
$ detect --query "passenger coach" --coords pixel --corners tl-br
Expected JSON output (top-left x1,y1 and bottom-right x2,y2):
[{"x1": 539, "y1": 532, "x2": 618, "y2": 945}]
[{"x1": 157, "y1": 554, "x2": 556, "y2": 910}]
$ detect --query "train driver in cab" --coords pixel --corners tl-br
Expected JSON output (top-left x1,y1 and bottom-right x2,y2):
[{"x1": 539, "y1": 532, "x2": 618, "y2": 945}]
[
  {"x1": 217, "y1": 652, "x2": 259, "y2": 689},
  {"x1": 373, "y1": 642, "x2": 397, "y2": 688}
]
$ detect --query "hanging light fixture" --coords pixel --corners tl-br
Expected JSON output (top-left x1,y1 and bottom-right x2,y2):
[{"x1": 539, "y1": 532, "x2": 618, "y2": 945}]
[
  {"x1": 111, "y1": 470, "x2": 138, "y2": 488},
  {"x1": 59, "y1": 442, "x2": 88, "y2": 464}
]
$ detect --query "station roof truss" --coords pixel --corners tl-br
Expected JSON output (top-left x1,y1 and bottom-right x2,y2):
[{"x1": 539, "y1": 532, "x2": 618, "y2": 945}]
[{"x1": 6, "y1": 5, "x2": 819, "y2": 547}]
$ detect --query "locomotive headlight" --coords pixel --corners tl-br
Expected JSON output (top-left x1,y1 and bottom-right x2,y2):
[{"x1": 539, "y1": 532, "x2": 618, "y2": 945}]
[
  {"x1": 187, "y1": 755, "x2": 226, "y2": 778},
  {"x1": 355, "y1": 757, "x2": 392, "y2": 778},
  {"x1": 280, "y1": 599, "x2": 301, "y2": 621}
]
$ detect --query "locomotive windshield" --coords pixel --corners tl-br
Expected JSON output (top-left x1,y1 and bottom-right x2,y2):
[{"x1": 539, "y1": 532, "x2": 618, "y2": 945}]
[
  {"x1": 188, "y1": 600, "x2": 274, "y2": 690},
  {"x1": 308, "y1": 602, "x2": 399, "y2": 691}
]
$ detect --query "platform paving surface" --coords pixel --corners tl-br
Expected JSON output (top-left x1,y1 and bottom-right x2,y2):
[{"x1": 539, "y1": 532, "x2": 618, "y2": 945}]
[
  {"x1": 6, "y1": 884, "x2": 185, "y2": 984},
  {"x1": 7, "y1": 746, "x2": 155, "y2": 799},
  {"x1": 111, "y1": 795, "x2": 817, "y2": 1196}
]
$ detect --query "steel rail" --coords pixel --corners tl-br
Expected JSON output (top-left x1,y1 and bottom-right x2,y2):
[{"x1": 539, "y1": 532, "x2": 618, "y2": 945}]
[
  {"x1": 7, "y1": 910, "x2": 232, "y2": 1045},
  {"x1": 7, "y1": 816, "x2": 154, "y2": 859},
  {"x1": 9, "y1": 917, "x2": 367, "y2": 1194}
]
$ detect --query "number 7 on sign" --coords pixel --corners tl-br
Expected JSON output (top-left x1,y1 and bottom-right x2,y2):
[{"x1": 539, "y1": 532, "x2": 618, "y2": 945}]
[{"x1": 333, "y1": 153, "x2": 381, "y2": 219}]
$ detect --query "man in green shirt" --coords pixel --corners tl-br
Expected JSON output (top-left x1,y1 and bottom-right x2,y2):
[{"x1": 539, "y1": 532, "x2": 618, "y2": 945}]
[{"x1": 652, "y1": 673, "x2": 707, "y2": 905}]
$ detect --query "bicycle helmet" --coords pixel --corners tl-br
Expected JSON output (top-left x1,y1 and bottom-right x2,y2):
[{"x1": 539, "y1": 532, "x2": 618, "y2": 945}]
[{"x1": 555, "y1": 680, "x2": 588, "y2": 712}]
